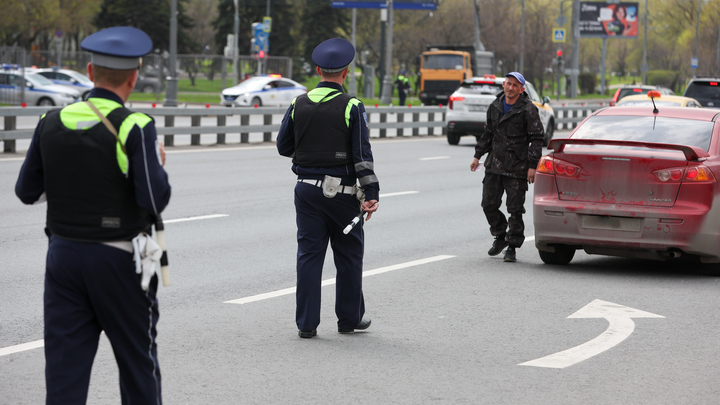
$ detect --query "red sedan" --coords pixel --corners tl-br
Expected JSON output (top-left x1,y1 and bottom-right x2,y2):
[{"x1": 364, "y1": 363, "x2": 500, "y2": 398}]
[{"x1": 533, "y1": 105, "x2": 720, "y2": 267}]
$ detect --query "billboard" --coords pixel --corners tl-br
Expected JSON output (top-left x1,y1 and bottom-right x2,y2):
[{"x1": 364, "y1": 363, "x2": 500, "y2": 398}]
[
  {"x1": 579, "y1": 2, "x2": 639, "y2": 38},
  {"x1": 331, "y1": 0, "x2": 437, "y2": 10}
]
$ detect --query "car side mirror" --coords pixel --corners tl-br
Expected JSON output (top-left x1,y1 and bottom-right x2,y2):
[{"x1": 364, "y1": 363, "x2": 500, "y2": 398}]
[
  {"x1": 543, "y1": 96, "x2": 550, "y2": 105},
  {"x1": 71, "y1": 79, "x2": 78, "y2": 84},
  {"x1": 263, "y1": 84, "x2": 272, "y2": 90},
  {"x1": 25, "y1": 82, "x2": 33, "y2": 88}
]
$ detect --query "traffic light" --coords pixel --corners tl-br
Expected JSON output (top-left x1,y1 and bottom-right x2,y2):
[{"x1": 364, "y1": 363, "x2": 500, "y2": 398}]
[
  {"x1": 258, "y1": 50, "x2": 265, "y2": 59},
  {"x1": 556, "y1": 49, "x2": 563, "y2": 60}
]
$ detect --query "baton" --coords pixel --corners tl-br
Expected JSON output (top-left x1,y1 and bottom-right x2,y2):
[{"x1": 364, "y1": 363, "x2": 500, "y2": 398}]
[
  {"x1": 155, "y1": 215, "x2": 171, "y2": 287},
  {"x1": 343, "y1": 211, "x2": 367, "y2": 235}
]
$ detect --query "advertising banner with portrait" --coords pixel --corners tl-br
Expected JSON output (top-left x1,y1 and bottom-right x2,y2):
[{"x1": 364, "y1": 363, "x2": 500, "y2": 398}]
[{"x1": 579, "y1": 1, "x2": 639, "y2": 38}]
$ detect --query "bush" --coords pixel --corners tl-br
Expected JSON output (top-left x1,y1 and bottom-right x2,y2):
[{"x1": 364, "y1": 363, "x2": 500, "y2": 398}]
[
  {"x1": 579, "y1": 72, "x2": 597, "y2": 95},
  {"x1": 646, "y1": 70, "x2": 680, "y2": 92}
]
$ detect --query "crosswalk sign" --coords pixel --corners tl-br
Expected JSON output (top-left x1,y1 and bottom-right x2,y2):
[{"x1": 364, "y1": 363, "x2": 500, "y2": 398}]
[{"x1": 553, "y1": 28, "x2": 566, "y2": 43}]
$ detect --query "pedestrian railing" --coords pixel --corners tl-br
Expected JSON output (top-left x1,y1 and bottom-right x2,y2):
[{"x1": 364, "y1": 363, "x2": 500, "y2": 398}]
[{"x1": 1, "y1": 103, "x2": 609, "y2": 153}]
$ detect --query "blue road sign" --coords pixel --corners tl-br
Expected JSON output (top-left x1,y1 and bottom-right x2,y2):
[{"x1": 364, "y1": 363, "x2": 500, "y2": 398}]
[{"x1": 252, "y1": 22, "x2": 269, "y2": 54}]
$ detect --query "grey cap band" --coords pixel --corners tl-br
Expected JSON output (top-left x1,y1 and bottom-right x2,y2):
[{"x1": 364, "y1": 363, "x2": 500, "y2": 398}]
[
  {"x1": 91, "y1": 53, "x2": 141, "y2": 70},
  {"x1": 320, "y1": 64, "x2": 350, "y2": 74}
]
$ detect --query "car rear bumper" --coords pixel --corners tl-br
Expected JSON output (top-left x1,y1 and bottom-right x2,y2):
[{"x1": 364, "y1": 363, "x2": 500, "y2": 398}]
[
  {"x1": 446, "y1": 120, "x2": 485, "y2": 135},
  {"x1": 533, "y1": 176, "x2": 720, "y2": 260}
]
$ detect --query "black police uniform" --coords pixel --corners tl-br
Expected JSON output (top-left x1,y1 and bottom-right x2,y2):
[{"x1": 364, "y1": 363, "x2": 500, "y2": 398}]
[
  {"x1": 474, "y1": 76, "x2": 544, "y2": 249},
  {"x1": 277, "y1": 38, "x2": 379, "y2": 336},
  {"x1": 15, "y1": 27, "x2": 171, "y2": 405}
]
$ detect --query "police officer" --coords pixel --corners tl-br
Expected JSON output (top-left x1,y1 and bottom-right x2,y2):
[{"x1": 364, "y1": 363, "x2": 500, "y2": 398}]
[
  {"x1": 394, "y1": 69, "x2": 410, "y2": 106},
  {"x1": 469, "y1": 72, "x2": 544, "y2": 263},
  {"x1": 277, "y1": 38, "x2": 379, "y2": 339},
  {"x1": 15, "y1": 27, "x2": 171, "y2": 404}
]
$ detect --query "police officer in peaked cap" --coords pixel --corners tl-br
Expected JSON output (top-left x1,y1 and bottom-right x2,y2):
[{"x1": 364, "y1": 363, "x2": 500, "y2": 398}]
[
  {"x1": 16, "y1": 26, "x2": 171, "y2": 404},
  {"x1": 277, "y1": 38, "x2": 379, "y2": 339}
]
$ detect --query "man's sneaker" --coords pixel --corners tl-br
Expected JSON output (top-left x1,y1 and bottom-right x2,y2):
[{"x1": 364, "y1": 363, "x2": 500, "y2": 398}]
[
  {"x1": 503, "y1": 247, "x2": 517, "y2": 262},
  {"x1": 488, "y1": 235, "x2": 509, "y2": 256}
]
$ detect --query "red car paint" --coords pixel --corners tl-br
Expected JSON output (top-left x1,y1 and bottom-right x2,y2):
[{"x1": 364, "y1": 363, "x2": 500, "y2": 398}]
[{"x1": 533, "y1": 106, "x2": 720, "y2": 265}]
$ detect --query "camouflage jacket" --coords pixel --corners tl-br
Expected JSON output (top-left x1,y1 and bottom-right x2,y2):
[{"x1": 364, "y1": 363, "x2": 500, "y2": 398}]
[{"x1": 474, "y1": 91, "x2": 544, "y2": 179}]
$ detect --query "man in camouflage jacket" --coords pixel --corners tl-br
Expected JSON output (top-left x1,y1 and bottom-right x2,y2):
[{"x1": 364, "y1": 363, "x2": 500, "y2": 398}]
[{"x1": 470, "y1": 72, "x2": 544, "y2": 262}]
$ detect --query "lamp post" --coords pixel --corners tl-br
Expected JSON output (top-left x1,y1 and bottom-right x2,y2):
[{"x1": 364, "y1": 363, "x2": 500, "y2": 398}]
[
  {"x1": 520, "y1": 0, "x2": 525, "y2": 73},
  {"x1": 163, "y1": 0, "x2": 178, "y2": 107},
  {"x1": 380, "y1": 0, "x2": 394, "y2": 104},
  {"x1": 641, "y1": 0, "x2": 648, "y2": 84}
]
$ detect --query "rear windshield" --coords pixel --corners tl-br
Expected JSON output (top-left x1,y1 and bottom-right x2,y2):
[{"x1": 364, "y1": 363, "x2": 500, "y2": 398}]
[
  {"x1": 456, "y1": 82, "x2": 503, "y2": 95},
  {"x1": 571, "y1": 115, "x2": 713, "y2": 151},
  {"x1": 684, "y1": 82, "x2": 720, "y2": 100},
  {"x1": 423, "y1": 55, "x2": 464, "y2": 70},
  {"x1": 617, "y1": 88, "x2": 649, "y2": 100}
]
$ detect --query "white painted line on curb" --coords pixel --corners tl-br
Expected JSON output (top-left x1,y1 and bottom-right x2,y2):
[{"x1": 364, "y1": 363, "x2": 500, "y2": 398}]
[
  {"x1": 0, "y1": 339, "x2": 44, "y2": 357},
  {"x1": 164, "y1": 214, "x2": 229, "y2": 224},
  {"x1": 224, "y1": 255, "x2": 455, "y2": 305},
  {"x1": 380, "y1": 191, "x2": 419, "y2": 198},
  {"x1": 419, "y1": 156, "x2": 450, "y2": 161}
]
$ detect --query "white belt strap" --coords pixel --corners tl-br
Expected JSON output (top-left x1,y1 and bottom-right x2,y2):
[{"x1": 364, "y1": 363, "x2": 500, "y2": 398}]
[
  {"x1": 297, "y1": 179, "x2": 356, "y2": 195},
  {"x1": 131, "y1": 233, "x2": 163, "y2": 291},
  {"x1": 101, "y1": 240, "x2": 133, "y2": 254}
]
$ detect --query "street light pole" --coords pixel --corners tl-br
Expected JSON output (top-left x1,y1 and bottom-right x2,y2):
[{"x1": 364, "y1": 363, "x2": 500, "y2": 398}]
[
  {"x1": 642, "y1": 0, "x2": 648, "y2": 84},
  {"x1": 520, "y1": 0, "x2": 525, "y2": 73},
  {"x1": 233, "y1": 0, "x2": 239, "y2": 85},
  {"x1": 163, "y1": 0, "x2": 178, "y2": 107},
  {"x1": 380, "y1": 0, "x2": 394, "y2": 104},
  {"x1": 693, "y1": 0, "x2": 701, "y2": 77}
]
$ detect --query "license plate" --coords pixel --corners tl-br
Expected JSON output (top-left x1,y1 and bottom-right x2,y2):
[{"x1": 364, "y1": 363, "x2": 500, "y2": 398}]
[
  {"x1": 581, "y1": 215, "x2": 642, "y2": 232},
  {"x1": 467, "y1": 104, "x2": 488, "y2": 112}
]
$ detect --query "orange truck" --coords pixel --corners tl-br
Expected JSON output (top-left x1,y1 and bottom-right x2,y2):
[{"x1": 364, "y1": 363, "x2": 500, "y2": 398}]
[{"x1": 417, "y1": 45, "x2": 494, "y2": 105}]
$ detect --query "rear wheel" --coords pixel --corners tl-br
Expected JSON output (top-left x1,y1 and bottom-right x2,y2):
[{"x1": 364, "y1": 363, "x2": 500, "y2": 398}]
[
  {"x1": 447, "y1": 133, "x2": 460, "y2": 145},
  {"x1": 252, "y1": 97, "x2": 262, "y2": 107},
  {"x1": 539, "y1": 245, "x2": 575, "y2": 265},
  {"x1": 37, "y1": 97, "x2": 55, "y2": 106}
]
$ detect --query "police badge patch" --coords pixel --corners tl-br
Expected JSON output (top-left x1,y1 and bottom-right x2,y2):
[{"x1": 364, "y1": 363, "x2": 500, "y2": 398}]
[{"x1": 363, "y1": 112, "x2": 369, "y2": 128}]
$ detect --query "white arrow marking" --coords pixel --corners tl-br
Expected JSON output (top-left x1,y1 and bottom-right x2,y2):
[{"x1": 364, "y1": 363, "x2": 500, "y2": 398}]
[{"x1": 519, "y1": 299, "x2": 664, "y2": 369}]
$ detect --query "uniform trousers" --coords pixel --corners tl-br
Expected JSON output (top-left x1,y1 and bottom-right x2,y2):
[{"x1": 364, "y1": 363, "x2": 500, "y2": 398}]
[
  {"x1": 44, "y1": 236, "x2": 162, "y2": 405},
  {"x1": 481, "y1": 173, "x2": 528, "y2": 248},
  {"x1": 294, "y1": 182, "x2": 365, "y2": 331}
]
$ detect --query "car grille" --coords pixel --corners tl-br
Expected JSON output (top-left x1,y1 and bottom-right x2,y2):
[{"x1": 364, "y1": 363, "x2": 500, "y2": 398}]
[
  {"x1": 223, "y1": 95, "x2": 238, "y2": 101},
  {"x1": 425, "y1": 80, "x2": 461, "y2": 93}
]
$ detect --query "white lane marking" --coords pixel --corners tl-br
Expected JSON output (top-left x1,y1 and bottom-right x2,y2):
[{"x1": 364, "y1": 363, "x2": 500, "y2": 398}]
[
  {"x1": 419, "y1": 156, "x2": 450, "y2": 161},
  {"x1": 224, "y1": 255, "x2": 455, "y2": 305},
  {"x1": 164, "y1": 214, "x2": 229, "y2": 224},
  {"x1": 0, "y1": 339, "x2": 44, "y2": 357},
  {"x1": 525, "y1": 236, "x2": 535, "y2": 242},
  {"x1": 519, "y1": 299, "x2": 665, "y2": 369},
  {"x1": 380, "y1": 191, "x2": 419, "y2": 198},
  {"x1": 166, "y1": 146, "x2": 276, "y2": 154}
]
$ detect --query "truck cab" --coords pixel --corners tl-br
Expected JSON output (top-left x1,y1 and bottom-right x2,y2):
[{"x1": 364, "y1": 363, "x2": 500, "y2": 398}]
[{"x1": 418, "y1": 50, "x2": 472, "y2": 105}]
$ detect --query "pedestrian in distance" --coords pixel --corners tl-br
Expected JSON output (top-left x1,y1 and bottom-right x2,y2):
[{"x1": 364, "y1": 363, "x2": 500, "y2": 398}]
[
  {"x1": 469, "y1": 72, "x2": 544, "y2": 263},
  {"x1": 276, "y1": 38, "x2": 380, "y2": 339},
  {"x1": 15, "y1": 26, "x2": 171, "y2": 404},
  {"x1": 394, "y1": 69, "x2": 411, "y2": 106}
]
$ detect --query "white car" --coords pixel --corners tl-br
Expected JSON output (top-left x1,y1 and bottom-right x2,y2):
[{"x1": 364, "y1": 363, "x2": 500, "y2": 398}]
[
  {"x1": 445, "y1": 75, "x2": 555, "y2": 145},
  {"x1": 35, "y1": 68, "x2": 94, "y2": 100},
  {"x1": 221, "y1": 75, "x2": 307, "y2": 107},
  {"x1": 0, "y1": 71, "x2": 80, "y2": 106}
]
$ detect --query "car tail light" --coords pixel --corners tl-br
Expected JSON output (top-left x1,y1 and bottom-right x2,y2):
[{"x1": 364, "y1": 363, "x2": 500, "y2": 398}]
[
  {"x1": 537, "y1": 156, "x2": 581, "y2": 177},
  {"x1": 633, "y1": 88, "x2": 643, "y2": 92},
  {"x1": 652, "y1": 165, "x2": 716, "y2": 183},
  {"x1": 449, "y1": 95, "x2": 464, "y2": 110}
]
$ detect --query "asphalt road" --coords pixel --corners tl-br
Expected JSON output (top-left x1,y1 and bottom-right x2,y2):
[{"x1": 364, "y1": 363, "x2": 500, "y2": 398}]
[{"x1": 1, "y1": 136, "x2": 719, "y2": 404}]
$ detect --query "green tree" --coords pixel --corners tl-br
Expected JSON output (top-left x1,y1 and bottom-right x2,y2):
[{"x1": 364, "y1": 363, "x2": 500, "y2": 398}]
[{"x1": 93, "y1": 0, "x2": 196, "y2": 53}]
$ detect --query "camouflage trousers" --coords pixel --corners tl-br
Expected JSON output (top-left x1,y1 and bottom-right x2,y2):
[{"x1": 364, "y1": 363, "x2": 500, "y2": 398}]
[{"x1": 481, "y1": 173, "x2": 528, "y2": 248}]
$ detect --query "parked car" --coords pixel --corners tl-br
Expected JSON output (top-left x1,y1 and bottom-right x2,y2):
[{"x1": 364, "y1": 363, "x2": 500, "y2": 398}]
[
  {"x1": 611, "y1": 84, "x2": 674, "y2": 105},
  {"x1": 616, "y1": 91, "x2": 702, "y2": 108},
  {"x1": 220, "y1": 75, "x2": 307, "y2": 107},
  {"x1": 133, "y1": 74, "x2": 163, "y2": 93},
  {"x1": 35, "y1": 68, "x2": 94, "y2": 100},
  {"x1": 0, "y1": 71, "x2": 80, "y2": 106},
  {"x1": 444, "y1": 75, "x2": 555, "y2": 145},
  {"x1": 533, "y1": 104, "x2": 720, "y2": 268},
  {"x1": 682, "y1": 77, "x2": 720, "y2": 108}
]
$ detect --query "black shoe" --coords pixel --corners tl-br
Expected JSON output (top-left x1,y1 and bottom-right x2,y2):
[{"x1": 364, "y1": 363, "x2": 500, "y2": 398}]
[
  {"x1": 503, "y1": 247, "x2": 517, "y2": 262},
  {"x1": 338, "y1": 318, "x2": 371, "y2": 333},
  {"x1": 488, "y1": 235, "x2": 509, "y2": 256},
  {"x1": 298, "y1": 329, "x2": 317, "y2": 338}
]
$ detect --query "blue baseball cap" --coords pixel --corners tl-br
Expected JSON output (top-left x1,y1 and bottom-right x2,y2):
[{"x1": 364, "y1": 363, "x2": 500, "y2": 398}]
[
  {"x1": 504, "y1": 72, "x2": 525, "y2": 86},
  {"x1": 81, "y1": 27, "x2": 153, "y2": 70},
  {"x1": 312, "y1": 38, "x2": 355, "y2": 73}
]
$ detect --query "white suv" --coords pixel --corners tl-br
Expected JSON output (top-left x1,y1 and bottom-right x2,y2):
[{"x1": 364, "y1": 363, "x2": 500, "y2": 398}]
[{"x1": 445, "y1": 75, "x2": 555, "y2": 146}]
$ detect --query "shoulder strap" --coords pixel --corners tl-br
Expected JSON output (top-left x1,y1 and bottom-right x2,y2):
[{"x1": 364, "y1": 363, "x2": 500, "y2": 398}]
[
  {"x1": 85, "y1": 101, "x2": 127, "y2": 156},
  {"x1": 294, "y1": 90, "x2": 341, "y2": 150}
]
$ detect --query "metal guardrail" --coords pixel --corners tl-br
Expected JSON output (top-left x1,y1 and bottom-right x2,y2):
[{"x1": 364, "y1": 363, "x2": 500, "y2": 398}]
[{"x1": 1, "y1": 103, "x2": 608, "y2": 153}]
